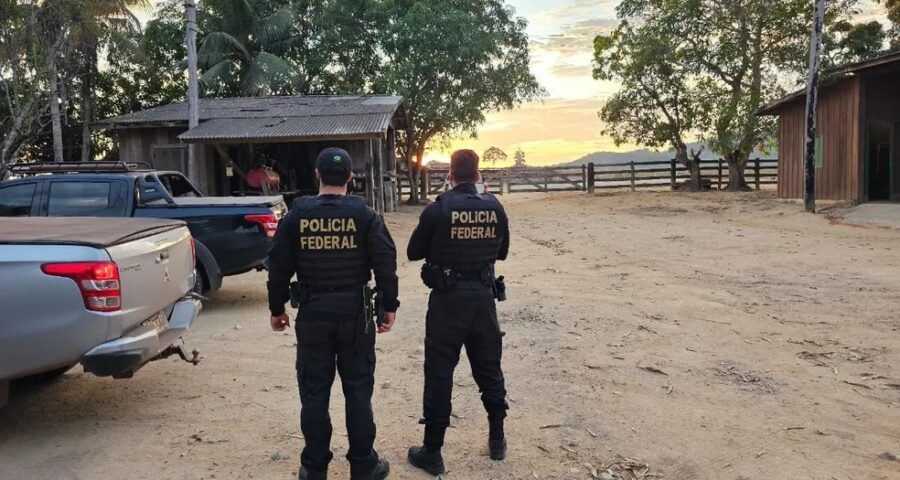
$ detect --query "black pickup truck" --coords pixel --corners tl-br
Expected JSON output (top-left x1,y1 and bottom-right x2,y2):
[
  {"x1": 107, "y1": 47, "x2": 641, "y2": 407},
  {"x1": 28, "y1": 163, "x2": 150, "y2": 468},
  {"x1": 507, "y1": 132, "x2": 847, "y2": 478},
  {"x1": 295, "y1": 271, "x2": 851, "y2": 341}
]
[{"x1": 0, "y1": 162, "x2": 287, "y2": 293}]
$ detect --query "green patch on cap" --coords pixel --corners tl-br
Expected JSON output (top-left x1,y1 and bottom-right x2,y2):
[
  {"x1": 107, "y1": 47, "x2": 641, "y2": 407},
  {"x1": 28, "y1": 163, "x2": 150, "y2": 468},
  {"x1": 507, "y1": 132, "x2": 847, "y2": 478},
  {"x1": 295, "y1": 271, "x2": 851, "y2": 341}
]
[{"x1": 333, "y1": 155, "x2": 342, "y2": 162}]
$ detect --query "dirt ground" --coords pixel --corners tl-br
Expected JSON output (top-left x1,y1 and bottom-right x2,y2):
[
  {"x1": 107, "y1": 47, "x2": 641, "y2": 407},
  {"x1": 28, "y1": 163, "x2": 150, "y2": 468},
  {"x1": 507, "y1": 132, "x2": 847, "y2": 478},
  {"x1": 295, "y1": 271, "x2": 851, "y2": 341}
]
[{"x1": 2, "y1": 191, "x2": 899, "y2": 480}]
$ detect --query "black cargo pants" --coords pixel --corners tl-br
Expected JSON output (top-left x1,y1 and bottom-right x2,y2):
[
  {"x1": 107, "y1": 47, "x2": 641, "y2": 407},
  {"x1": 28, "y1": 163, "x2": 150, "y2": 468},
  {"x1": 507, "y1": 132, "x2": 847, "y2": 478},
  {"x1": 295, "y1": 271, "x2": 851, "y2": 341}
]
[
  {"x1": 295, "y1": 290, "x2": 379, "y2": 478},
  {"x1": 421, "y1": 280, "x2": 509, "y2": 450}
]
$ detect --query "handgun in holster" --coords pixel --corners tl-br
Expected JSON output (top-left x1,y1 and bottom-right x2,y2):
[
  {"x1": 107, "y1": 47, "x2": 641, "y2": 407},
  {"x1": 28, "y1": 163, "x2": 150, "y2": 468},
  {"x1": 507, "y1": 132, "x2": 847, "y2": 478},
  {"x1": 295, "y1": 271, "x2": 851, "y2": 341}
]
[
  {"x1": 421, "y1": 263, "x2": 456, "y2": 290},
  {"x1": 289, "y1": 281, "x2": 309, "y2": 309},
  {"x1": 493, "y1": 275, "x2": 507, "y2": 302}
]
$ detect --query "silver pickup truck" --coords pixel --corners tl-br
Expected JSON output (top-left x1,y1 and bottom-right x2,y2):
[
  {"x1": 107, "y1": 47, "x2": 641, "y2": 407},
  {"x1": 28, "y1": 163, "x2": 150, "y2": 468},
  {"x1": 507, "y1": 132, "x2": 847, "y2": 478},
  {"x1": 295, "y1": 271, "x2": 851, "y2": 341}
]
[{"x1": 0, "y1": 217, "x2": 202, "y2": 407}]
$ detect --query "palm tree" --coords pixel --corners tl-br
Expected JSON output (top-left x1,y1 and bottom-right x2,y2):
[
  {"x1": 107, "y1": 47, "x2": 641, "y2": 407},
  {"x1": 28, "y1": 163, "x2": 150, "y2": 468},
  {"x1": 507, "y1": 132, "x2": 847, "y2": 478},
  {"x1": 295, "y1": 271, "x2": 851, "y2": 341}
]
[
  {"x1": 69, "y1": 0, "x2": 148, "y2": 161},
  {"x1": 197, "y1": 0, "x2": 297, "y2": 96},
  {"x1": 35, "y1": 0, "x2": 147, "y2": 162}
]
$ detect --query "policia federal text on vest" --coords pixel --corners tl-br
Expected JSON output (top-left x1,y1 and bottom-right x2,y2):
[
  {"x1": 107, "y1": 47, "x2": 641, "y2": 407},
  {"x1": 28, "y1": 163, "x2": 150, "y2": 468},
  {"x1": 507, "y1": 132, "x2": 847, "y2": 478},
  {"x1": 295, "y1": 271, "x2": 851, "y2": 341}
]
[
  {"x1": 267, "y1": 147, "x2": 397, "y2": 480},
  {"x1": 406, "y1": 174, "x2": 511, "y2": 475}
]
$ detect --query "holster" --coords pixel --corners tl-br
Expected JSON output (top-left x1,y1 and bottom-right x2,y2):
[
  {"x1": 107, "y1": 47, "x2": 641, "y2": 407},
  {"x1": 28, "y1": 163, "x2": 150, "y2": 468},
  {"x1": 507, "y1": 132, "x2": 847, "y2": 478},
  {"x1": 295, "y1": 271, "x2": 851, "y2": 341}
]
[
  {"x1": 289, "y1": 281, "x2": 309, "y2": 309},
  {"x1": 363, "y1": 285, "x2": 385, "y2": 328},
  {"x1": 493, "y1": 275, "x2": 507, "y2": 302},
  {"x1": 421, "y1": 263, "x2": 456, "y2": 290}
]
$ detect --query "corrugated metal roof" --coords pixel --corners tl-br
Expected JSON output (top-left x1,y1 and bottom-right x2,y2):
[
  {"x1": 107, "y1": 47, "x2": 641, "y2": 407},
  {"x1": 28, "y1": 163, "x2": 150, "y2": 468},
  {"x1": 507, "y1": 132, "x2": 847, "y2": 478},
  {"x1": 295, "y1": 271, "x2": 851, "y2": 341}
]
[
  {"x1": 177, "y1": 114, "x2": 393, "y2": 142},
  {"x1": 96, "y1": 95, "x2": 406, "y2": 142}
]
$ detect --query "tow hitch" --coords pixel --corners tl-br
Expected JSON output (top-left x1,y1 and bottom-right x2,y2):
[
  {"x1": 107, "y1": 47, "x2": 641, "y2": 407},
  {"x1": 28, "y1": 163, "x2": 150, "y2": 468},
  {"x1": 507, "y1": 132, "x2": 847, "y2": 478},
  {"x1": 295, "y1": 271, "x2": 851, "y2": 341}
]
[{"x1": 159, "y1": 345, "x2": 202, "y2": 366}]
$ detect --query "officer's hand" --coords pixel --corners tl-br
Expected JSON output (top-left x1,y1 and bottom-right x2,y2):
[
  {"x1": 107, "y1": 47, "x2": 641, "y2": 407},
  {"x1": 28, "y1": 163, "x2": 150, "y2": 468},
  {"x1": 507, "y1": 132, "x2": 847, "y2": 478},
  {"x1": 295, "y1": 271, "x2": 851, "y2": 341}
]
[
  {"x1": 378, "y1": 312, "x2": 396, "y2": 334},
  {"x1": 271, "y1": 313, "x2": 291, "y2": 332}
]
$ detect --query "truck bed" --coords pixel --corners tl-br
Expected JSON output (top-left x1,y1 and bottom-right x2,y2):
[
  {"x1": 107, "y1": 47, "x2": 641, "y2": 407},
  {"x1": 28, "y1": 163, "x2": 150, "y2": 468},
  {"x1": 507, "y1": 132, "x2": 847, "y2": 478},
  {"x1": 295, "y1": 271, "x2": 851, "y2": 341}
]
[
  {"x1": 169, "y1": 196, "x2": 285, "y2": 208},
  {"x1": 0, "y1": 217, "x2": 186, "y2": 247}
]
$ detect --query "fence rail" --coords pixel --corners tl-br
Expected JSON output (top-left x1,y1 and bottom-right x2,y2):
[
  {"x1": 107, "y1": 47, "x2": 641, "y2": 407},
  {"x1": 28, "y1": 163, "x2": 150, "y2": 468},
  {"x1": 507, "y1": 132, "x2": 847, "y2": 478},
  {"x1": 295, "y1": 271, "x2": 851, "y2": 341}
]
[{"x1": 399, "y1": 158, "x2": 778, "y2": 197}]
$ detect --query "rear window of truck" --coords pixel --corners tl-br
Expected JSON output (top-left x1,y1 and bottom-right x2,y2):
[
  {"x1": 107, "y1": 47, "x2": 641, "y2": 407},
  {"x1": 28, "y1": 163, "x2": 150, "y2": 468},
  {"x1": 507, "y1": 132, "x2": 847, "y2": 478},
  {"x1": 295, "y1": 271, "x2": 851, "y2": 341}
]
[
  {"x1": 48, "y1": 181, "x2": 127, "y2": 217},
  {"x1": 0, "y1": 183, "x2": 37, "y2": 216}
]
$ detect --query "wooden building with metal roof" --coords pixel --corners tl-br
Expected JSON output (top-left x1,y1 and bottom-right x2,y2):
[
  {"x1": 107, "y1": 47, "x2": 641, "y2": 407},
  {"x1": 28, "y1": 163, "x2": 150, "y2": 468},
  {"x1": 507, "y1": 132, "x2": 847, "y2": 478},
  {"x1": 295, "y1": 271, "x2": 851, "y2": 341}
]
[
  {"x1": 758, "y1": 52, "x2": 900, "y2": 203},
  {"x1": 96, "y1": 95, "x2": 408, "y2": 213}
]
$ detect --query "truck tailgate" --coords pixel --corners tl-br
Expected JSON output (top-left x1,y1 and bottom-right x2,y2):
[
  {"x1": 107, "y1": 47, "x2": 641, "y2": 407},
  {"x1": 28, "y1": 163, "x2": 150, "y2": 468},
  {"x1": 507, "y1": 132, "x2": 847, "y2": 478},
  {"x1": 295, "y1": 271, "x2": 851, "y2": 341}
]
[{"x1": 104, "y1": 226, "x2": 194, "y2": 338}]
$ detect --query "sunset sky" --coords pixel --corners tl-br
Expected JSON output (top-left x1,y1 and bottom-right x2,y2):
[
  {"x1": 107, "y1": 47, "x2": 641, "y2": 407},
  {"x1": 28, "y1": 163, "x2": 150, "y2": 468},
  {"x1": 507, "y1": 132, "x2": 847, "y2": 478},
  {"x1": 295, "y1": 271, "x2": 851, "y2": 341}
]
[{"x1": 141, "y1": 1, "x2": 891, "y2": 167}]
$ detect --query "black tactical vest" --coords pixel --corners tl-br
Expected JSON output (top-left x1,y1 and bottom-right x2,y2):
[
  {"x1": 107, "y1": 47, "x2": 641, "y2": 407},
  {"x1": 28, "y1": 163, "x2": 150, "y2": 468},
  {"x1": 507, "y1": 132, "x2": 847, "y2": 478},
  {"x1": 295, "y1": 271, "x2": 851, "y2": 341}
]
[
  {"x1": 293, "y1": 195, "x2": 371, "y2": 288},
  {"x1": 427, "y1": 190, "x2": 505, "y2": 273}
]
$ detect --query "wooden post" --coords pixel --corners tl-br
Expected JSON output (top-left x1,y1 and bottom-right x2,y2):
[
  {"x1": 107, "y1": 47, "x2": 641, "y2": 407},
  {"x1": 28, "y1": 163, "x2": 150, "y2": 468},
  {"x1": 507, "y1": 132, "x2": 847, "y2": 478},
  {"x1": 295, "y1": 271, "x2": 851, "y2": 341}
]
[
  {"x1": 581, "y1": 163, "x2": 587, "y2": 191},
  {"x1": 366, "y1": 157, "x2": 376, "y2": 207},
  {"x1": 754, "y1": 158, "x2": 761, "y2": 190},
  {"x1": 372, "y1": 140, "x2": 385, "y2": 216},
  {"x1": 185, "y1": 0, "x2": 200, "y2": 186},
  {"x1": 587, "y1": 162, "x2": 595, "y2": 193},
  {"x1": 803, "y1": 0, "x2": 826, "y2": 213},
  {"x1": 630, "y1": 161, "x2": 636, "y2": 192},
  {"x1": 544, "y1": 168, "x2": 549, "y2": 192},
  {"x1": 717, "y1": 159, "x2": 723, "y2": 190},
  {"x1": 670, "y1": 159, "x2": 677, "y2": 190},
  {"x1": 420, "y1": 169, "x2": 429, "y2": 200}
]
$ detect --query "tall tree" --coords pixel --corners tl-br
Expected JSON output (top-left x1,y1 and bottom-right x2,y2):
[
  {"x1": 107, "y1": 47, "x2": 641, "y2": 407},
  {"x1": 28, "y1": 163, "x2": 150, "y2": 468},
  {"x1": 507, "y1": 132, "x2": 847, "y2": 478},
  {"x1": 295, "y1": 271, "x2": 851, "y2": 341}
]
[
  {"x1": 483, "y1": 147, "x2": 508, "y2": 166},
  {"x1": 513, "y1": 147, "x2": 526, "y2": 168},
  {"x1": 197, "y1": 0, "x2": 298, "y2": 96},
  {"x1": 375, "y1": 0, "x2": 542, "y2": 202},
  {"x1": 0, "y1": 1, "x2": 58, "y2": 169},
  {"x1": 594, "y1": 23, "x2": 709, "y2": 190},
  {"x1": 615, "y1": 0, "x2": 856, "y2": 190},
  {"x1": 67, "y1": 0, "x2": 147, "y2": 162}
]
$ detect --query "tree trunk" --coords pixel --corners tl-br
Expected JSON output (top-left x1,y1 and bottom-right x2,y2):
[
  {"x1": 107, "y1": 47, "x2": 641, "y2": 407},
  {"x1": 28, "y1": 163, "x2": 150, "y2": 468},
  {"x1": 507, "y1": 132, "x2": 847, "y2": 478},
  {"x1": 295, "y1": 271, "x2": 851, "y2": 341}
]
[
  {"x1": 80, "y1": 50, "x2": 97, "y2": 162},
  {"x1": 415, "y1": 141, "x2": 428, "y2": 202},
  {"x1": 48, "y1": 53, "x2": 64, "y2": 163},
  {"x1": 403, "y1": 133, "x2": 420, "y2": 204},
  {"x1": 725, "y1": 150, "x2": 750, "y2": 191},
  {"x1": 688, "y1": 161, "x2": 702, "y2": 191},
  {"x1": 675, "y1": 145, "x2": 704, "y2": 191}
]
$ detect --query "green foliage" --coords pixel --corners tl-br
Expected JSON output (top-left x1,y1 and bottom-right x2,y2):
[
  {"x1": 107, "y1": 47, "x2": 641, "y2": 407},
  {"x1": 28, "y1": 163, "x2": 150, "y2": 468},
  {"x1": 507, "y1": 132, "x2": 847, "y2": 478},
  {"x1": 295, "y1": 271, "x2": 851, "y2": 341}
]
[
  {"x1": 877, "y1": 0, "x2": 900, "y2": 47},
  {"x1": 825, "y1": 20, "x2": 887, "y2": 67},
  {"x1": 513, "y1": 147, "x2": 526, "y2": 168},
  {"x1": 194, "y1": 0, "x2": 383, "y2": 96},
  {"x1": 483, "y1": 147, "x2": 508, "y2": 165},
  {"x1": 593, "y1": 23, "x2": 708, "y2": 170},
  {"x1": 375, "y1": 0, "x2": 542, "y2": 183},
  {"x1": 607, "y1": 0, "x2": 866, "y2": 190},
  {"x1": 4, "y1": 0, "x2": 540, "y2": 176}
]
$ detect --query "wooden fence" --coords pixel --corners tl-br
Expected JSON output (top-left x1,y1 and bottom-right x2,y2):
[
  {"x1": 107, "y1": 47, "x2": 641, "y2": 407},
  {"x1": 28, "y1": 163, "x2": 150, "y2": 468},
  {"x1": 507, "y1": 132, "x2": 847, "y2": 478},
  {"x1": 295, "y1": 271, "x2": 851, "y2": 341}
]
[{"x1": 399, "y1": 158, "x2": 778, "y2": 197}]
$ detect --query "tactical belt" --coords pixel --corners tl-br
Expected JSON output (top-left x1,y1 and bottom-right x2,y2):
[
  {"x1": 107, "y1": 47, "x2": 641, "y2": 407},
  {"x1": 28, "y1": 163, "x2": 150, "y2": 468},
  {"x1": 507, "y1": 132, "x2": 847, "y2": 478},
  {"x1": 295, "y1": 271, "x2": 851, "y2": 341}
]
[
  {"x1": 451, "y1": 271, "x2": 489, "y2": 281},
  {"x1": 306, "y1": 284, "x2": 363, "y2": 294}
]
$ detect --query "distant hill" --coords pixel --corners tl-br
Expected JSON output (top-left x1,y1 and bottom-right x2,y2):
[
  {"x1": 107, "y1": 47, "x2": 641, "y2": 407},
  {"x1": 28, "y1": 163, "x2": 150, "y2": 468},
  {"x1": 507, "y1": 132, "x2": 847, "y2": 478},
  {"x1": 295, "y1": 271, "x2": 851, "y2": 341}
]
[{"x1": 560, "y1": 142, "x2": 776, "y2": 167}]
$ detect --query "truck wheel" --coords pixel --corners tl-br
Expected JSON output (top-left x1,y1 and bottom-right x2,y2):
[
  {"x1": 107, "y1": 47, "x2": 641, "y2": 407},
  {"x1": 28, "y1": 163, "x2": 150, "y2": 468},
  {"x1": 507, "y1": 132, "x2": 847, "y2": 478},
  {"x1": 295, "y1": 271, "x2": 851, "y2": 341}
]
[{"x1": 192, "y1": 267, "x2": 207, "y2": 294}]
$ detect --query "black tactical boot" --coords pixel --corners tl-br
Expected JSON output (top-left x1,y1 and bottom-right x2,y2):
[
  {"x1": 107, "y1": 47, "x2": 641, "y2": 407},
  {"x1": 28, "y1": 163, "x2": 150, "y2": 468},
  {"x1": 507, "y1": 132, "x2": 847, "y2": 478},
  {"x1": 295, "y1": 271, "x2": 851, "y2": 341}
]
[
  {"x1": 489, "y1": 437, "x2": 507, "y2": 460},
  {"x1": 407, "y1": 446, "x2": 446, "y2": 475},
  {"x1": 298, "y1": 466, "x2": 327, "y2": 480},
  {"x1": 352, "y1": 458, "x2": 390, "y2": 480},
  {"x1": 489, "y1": 418, "x2": 507, "y2": 460}
]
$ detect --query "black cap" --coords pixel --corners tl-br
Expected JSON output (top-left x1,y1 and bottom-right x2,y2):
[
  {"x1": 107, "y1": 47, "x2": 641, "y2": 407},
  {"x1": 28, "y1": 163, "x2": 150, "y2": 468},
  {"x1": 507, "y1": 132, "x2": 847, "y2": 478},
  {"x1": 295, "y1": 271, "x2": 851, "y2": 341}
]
[{"x1": 317, "y1": 147, "x2": 352, "y2": 175}]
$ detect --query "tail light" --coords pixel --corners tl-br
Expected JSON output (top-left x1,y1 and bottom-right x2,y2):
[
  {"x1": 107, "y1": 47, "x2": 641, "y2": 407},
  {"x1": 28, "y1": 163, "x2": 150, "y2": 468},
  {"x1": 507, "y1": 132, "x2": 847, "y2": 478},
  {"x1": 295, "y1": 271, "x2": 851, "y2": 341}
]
[
  {"x1": 245, "y1": 213, "x2": 278, "y2": 238},
  {"x1": 42, "y1": 262, "x2": 122, "y2": 312}
]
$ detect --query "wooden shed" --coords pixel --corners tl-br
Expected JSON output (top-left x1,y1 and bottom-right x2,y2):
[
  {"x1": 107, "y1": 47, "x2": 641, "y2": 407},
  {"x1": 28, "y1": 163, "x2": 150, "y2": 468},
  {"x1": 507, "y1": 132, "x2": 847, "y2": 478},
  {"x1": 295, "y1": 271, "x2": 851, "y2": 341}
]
[
  {"x1": 96, "y1": 96, "x2": 408, "y2": 213},
  {"x1": 758, "y1": 52, "x2": 900, "y2": 203}
]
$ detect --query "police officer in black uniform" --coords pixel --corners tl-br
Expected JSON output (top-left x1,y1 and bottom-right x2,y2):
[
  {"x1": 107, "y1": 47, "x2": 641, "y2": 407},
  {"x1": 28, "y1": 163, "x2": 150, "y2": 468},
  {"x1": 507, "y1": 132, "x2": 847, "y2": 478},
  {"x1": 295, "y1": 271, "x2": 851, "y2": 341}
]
[
  {"x1": 267, "y1": 148, "x2": 399, "y2": 480},
  {"x1": 405, "y1": 149, "x2": 510, "y2": 474}
]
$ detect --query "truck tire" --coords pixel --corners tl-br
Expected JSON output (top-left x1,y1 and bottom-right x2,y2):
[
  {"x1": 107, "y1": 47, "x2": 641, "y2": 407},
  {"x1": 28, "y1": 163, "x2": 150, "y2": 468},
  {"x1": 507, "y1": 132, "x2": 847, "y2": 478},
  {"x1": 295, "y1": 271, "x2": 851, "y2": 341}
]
[{"x1": 193, "y1": 266, "x2": 208, "y2": 294}]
